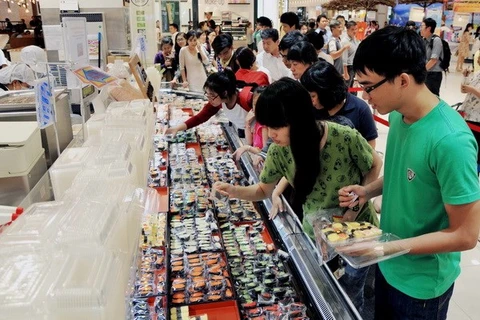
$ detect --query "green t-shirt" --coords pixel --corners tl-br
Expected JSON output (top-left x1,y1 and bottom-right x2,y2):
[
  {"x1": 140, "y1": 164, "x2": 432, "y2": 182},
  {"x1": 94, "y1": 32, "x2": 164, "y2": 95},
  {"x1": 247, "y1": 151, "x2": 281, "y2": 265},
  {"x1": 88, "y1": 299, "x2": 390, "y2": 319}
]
[
  {"x1": 259, "y1": 122, "x2": 377, "y2": 237},
  {"x1": 380, "y1": 100, "x2": 480, "y2": 300}
]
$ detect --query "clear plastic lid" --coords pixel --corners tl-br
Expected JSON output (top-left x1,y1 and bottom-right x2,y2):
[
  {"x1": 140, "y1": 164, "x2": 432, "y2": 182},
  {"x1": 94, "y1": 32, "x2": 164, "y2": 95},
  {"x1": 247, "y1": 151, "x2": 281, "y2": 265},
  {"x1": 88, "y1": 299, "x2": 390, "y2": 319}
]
[
  {"x1": 47, "y1": 250, "x2": 122, "y2": 314},
  {"x1": 50, "y1": 147, "x2": 91, "y2": 169},
  {"x1": 90, "y1": 142, "x2": 132, "y2": 165},
  {"x1": 337, "y1": 233, "x2": 411, "y2": 269},
  {"x1": 54, "y1": 200, "x2": 120, "y2": 249},
  {"x1": 0, "y1": 247, "x2": 54, "y2": 317},
  {"x1": 0, "y1": 201, "x2": 67, "y2": 246}
]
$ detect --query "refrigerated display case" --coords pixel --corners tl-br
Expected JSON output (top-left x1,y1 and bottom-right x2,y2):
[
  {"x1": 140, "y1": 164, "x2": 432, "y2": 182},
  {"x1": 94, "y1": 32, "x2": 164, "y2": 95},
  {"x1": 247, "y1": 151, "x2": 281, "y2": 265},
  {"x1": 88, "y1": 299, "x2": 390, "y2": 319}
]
[{"x1": 128, "y1": 92, "x2": 363, "y2": 320}]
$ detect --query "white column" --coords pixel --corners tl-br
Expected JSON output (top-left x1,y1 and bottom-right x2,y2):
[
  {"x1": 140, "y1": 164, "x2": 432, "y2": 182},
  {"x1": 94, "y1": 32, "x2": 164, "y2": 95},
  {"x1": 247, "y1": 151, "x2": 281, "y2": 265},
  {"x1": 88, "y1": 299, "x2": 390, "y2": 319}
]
[{"x1": 257, "y1": 0, "x2": 279, "y2": 29}]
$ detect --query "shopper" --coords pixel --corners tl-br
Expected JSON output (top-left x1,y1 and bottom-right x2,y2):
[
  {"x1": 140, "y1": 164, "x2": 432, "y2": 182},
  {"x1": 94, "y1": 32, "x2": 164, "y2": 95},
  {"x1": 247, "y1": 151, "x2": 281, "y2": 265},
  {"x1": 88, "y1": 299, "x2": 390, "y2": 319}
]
[
  {"x1": 335, "y1": 15, "x2": 346, "y2": 32},
  {"x1": 213, "y1": 78, "x2": 382, "y2": 313},
  {"x1": 0, "y1": 63, "x2": 35, "y2": 91},
  {"x1": 364, "y1": 20, "x2": 378, "y2": 37},
  {"x1": 300, "y1": 22, "x2": 308, "y2": 35},
  {"x1": 286, "y1": 41, "x2": 318, "y2": 80},
  {"x1": 178, "y1": 30, "x2": 209, "y2": 92},
  {"x1": 301, "y1": 60, "x2": 378, "y2": 147},
  {"x1": 253, "y1": 16, "x2": 272, "y2": 54},
  {"x1": 305, "y1": 31, "x2": 334, "y2": 65},
  {"x1": 205, "y1": 29, "x2": 216, "y2": 64},
  {"x1": 256, "y1": 28, "x2": 292, "y2": 81},
  {"x1": 165, "y1": 69, "x2": 252, "y2": 137},
  {"x1": 169, "y1": 23, "x2": 179, "y2": 45},
  {"x1": 154, "y1": 37, "x2": 176, "y2": 81},
  {"x1": 456, "y1": 23, "x2": 473, "y2": 72},
  {"x1": 338, "y1": 26, "x2": 480, "y2": 320},
  {"x1": 420, "y1": 18, "x2": 444, "y2": 96},
  {"x1": 326, "y1": 19, "x2": 350, "y2": 79},
  {"x1": 234, "y1": 46, "x2": 271, "y2": 86},
  {"x1": 280, "y1": 12, "x2": 300, "y2": 34},
  {"x1": 233, "y1": 86, "x2": 268, "y2": 160},
  {"x1": 342, "y1": 21, "x2": 360, "y2": 88},
  {"x1": 315, "y1": 14, "x2": 331, "y2": 45},
  {"x1": 212, "y1": 33, "x2": 238, "y2": 73},
  {"x1": 171, "y1": 32, "x2": 186, "y2": 84},
  {"x1": 278, "y1": 31, "x2": 307, "y2": 69},
  {"x1": 205, "y1": 12, "x2": 216, "y2": 30}
]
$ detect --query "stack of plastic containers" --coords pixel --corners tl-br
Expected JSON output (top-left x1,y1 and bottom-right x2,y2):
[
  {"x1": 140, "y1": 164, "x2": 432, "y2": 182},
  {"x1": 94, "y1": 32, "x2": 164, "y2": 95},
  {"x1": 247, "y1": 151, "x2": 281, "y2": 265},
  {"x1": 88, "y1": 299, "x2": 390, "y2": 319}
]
[{"x1": 0, "y1": 98, "x2": 157, "y2": 319}]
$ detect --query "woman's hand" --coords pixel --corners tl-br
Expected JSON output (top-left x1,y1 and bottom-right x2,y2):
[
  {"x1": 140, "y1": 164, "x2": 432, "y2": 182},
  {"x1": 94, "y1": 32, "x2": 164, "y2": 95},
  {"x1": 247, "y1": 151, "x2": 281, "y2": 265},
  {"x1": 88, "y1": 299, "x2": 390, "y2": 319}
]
[
  {"x1": 338, "y1": 185, "x2": 367, "y2": 209},
  {"x1": 245, "y1": 110, "x2": 255, "y2": 128},
  {"x1": 212, "y1": 181, "x2": 236, "y2": 198},
  {"x1": 461, "y1": 84, "x2": 474, "y2": 94},
  {"x1": 232, "y1": 145, "x2": 250, "y2": 161},
  {"x1": 269, "y1": 192, "x2": 285, "y2": 220},
  {"x1": 165, "y1": 126, "x2": 179, "y2": 137},
  {"x1": 182, "y1": 81, "x2": 189, "y2": 88}
]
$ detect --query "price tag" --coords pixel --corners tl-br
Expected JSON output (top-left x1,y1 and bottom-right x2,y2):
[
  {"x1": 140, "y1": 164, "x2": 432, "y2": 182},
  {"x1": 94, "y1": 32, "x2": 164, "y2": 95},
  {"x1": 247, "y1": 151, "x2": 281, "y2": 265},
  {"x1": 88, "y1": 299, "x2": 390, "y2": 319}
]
[{"x1": 35, "y1": 78, "x2": 55, "y2": 129}]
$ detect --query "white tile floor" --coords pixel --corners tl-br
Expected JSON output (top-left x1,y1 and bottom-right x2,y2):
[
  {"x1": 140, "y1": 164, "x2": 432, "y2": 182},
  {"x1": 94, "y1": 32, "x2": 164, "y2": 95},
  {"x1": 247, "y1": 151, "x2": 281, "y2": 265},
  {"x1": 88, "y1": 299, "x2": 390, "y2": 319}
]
[{"x1": 370, "y1": 67, "x2": 479, "y2": 320}]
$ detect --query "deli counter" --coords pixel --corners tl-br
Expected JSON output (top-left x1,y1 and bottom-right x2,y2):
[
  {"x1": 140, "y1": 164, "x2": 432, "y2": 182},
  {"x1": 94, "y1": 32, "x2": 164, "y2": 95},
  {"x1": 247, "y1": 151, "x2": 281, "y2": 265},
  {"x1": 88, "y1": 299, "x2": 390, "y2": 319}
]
[{"x1": 0, "y1": 93, "x2": 362, "y2": 320}]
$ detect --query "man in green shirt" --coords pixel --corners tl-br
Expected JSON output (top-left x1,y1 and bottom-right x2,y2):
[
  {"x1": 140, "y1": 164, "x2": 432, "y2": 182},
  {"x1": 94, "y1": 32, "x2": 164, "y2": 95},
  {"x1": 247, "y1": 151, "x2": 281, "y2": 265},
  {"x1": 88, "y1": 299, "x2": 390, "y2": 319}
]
[{"x1": 339, "y1": 27, "x2": 480, "y2": 319}]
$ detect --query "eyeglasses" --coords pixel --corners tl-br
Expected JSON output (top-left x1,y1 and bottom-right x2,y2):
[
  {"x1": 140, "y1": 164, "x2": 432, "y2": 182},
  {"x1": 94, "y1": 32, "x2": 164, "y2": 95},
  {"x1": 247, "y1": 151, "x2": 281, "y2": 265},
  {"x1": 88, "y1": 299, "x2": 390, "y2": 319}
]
[
  {"x1": 360, "y1": 78, "x2": 389, "y2": 94},
  {"x1": 204, "y1": 92, "x2": 219, "y2": 101}
]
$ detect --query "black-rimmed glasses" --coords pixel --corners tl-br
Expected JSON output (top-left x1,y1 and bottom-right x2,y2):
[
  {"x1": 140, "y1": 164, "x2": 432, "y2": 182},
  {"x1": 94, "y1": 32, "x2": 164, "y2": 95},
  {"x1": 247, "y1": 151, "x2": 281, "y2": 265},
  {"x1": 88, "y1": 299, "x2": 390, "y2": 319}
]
[
  {"x1": 204, "y1": 92, "x2": 219, "y2": 100},
  {"x1": 360, "y1": 78, "x2": 389, "y2": 94}
]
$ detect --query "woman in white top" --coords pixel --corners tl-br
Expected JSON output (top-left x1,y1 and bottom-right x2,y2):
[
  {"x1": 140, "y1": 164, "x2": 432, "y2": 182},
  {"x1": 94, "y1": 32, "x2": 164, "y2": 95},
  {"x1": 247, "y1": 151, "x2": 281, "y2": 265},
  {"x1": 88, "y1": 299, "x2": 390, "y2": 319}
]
[{"x1": 179, "y1": 30, "x2": 209, "y2": 92}]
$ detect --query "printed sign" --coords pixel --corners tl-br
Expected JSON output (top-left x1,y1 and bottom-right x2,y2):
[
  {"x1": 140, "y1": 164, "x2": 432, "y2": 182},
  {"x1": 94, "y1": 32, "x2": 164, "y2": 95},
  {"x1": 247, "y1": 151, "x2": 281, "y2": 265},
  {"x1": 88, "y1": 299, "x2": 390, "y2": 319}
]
[
  {"x1": 73, "y1": 65, "x2": 118, "y2": 89},
  {"x1": 35, "y1": 78, "x2": 55, "y2": 129}
]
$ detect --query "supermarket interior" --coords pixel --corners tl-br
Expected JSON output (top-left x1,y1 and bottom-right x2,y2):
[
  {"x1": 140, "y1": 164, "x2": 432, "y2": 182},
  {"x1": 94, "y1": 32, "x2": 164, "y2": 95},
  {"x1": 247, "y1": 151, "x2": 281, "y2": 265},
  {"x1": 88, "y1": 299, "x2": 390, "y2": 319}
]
[{"x1": 1, "y1": 0, "x2": 480, "y2": 319}]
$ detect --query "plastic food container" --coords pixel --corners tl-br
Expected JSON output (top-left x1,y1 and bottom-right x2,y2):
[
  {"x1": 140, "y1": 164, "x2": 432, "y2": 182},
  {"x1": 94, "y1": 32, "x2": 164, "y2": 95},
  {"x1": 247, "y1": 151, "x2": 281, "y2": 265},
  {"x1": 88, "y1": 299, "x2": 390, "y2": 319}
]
[{"x1": 336, "y1": 233, "x2": 411, "y2": 269}]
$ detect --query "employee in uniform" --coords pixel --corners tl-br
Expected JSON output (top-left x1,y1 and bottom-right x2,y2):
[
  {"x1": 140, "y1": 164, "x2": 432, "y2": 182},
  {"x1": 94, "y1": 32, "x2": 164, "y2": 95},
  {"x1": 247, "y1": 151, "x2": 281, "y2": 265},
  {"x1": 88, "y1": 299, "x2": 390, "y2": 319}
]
[{"x1": 0, "y1": 63, "x2": 35, "y2": 91}]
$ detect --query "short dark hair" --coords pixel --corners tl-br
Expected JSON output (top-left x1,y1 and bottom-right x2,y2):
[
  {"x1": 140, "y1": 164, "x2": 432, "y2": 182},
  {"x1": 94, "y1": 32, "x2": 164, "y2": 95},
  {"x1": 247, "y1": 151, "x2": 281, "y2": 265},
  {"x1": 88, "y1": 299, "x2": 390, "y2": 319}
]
[
  {"x1": 305, "y1": 30, "x2": 324, "y2": 50},
  {"x1": 316, "y1": 14, "x2": 328, "y2": 23},
  {"x1": 336, "y1": 15, "x2": 345, "y2": 21},
  {"x1": 235, "y1": 46, "x2": 256, "y2": 69},
  {"x1": 300, "y1": 60, "x2": 347, "y2": 110},
  {"x1": 406, "y1": 20, "x2": 416, "y2": 28},
  {"x1": 280, "y1": 12, "x2": 300, "y2": 30},
  {"x1": 353, "y1": 26, "x2": 427, "y2": 84},
  {"x1": 256, "y1": 16, "x2": 272, "y2": 28},
  {"x1": 199, "y1": 21, "x2": 207, "y2": 29},
  {"x1": 423, "y1": 18, "x2": 436, "y2": 33},
  {"x1": 308, "y1": 21, "x2": 316, "y2": 29},
  {"x1": 346, "y1": 20, "x2": 357, "y2": 29},
  {"x1": 160, "y1": 36, "x2": 173, "y2": 48},
  {"x1": 287, "y1": 41, "x2": 318, "y2": 65},
  {"x1": 279, "y1": 31, "x2": 307, "y2": 51},
  {"x1": 212, "y1": 33, "x2": 233, "y2": 56},
  {"x1": 204, "y1": 69, "x2": 237, "y2": 100},
  {"x1": 261, "y1": 28, "x2": 279, "y2": 42},
  {"x1": 169, "y1": 23, "x2": 179, "y2": 31}
]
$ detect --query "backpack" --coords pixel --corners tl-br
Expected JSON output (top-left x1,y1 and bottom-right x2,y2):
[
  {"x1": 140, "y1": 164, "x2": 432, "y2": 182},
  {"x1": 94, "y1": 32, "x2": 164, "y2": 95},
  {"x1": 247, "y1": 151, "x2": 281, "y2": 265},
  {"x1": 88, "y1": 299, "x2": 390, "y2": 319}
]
[{"x1": 430, "y1": 35, "x2": 451, "y2": 72}]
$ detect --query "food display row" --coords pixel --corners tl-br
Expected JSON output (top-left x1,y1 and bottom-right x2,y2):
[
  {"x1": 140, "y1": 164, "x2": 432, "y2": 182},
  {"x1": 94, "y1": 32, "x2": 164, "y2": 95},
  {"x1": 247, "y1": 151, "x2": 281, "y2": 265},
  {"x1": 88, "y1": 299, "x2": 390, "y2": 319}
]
[{"x1": 128, "y1": 94, "x2": 319, "y2": 320}]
